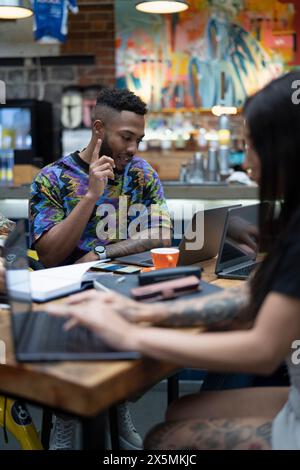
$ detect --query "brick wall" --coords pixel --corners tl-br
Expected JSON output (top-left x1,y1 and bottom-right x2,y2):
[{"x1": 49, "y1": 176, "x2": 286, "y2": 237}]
[{"x1": 61, "y1": 0, "x2": 115, "y2": 87}]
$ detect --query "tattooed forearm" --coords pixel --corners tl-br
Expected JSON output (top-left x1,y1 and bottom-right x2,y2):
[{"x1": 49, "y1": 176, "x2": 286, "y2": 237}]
[
  {"x1": 105, "y1": 228, "x2": 171, "y2": 258},
  {"x1": 154, "y1": 285, "x2": 252, "y2": 329}
]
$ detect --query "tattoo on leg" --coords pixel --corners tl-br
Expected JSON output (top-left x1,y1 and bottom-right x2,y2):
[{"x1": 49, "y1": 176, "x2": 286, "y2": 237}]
[
  {"x1": 145, "y1": 422, "x2": 182, "y2": 450},
  {"x1": 145, "y1": 418, "x2": 272, "y2": 450},
  {"x1": 256, "y1": 422, "x2": 272, "y2": 446}
]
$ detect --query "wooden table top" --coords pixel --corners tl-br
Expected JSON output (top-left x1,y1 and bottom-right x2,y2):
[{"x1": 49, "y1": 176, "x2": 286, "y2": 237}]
[{"x1": 0, "y1": 258, "x2": 243, "y2": 417}]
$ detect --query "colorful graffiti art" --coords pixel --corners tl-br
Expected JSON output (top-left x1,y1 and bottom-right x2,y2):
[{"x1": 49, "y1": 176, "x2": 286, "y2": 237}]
[{"x1": 115, "y1": 0, "x2": 295, "y2": 109}]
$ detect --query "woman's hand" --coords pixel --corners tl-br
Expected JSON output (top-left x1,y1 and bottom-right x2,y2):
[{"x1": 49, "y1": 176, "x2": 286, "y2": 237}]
[
  {"x1": 227, "y1": 216, "x2": 259, "y2": 254},
  {"x1": 45, "y1": 290, "x2": 166, "y2": 350},
  {"x1": 46, "y1": 292, "x2": 138, "y2": 351},
  {"x1": 63, "y1": 290, "x2": 166, "y2": 323}
]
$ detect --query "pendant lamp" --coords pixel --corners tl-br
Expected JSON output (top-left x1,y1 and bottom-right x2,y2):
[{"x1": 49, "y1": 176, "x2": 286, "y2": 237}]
[
  {"x1": 0, "y1": 0, "x2": 33, "y2": 20},
  {"x1": 136, "y1": 0, "x2": 189, "y2": 14}
]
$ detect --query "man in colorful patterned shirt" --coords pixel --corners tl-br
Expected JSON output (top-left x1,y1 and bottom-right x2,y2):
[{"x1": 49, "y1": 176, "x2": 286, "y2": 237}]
[{"x1": 30, "y1": 88, "x2": 172, "y2": 267}]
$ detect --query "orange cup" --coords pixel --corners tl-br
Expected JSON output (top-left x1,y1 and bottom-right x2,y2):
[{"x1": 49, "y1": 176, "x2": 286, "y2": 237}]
[{"x1": 150, "y1": 248, "x2": 179, "y2": 270}]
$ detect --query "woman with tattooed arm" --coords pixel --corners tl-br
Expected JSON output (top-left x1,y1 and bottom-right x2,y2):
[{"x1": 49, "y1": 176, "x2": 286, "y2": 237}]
[{"x1": 47, "y1": 72, "x2": 300, "y2": 450}]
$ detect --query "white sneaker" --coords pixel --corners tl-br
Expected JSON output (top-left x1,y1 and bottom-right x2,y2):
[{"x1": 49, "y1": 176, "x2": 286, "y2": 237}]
[
  {"x1": 117, "y1": 402, "x2": 143, "y2": 450},
  {"x1": 49, "y1": 415, "x2": 77, "y2": 450}
]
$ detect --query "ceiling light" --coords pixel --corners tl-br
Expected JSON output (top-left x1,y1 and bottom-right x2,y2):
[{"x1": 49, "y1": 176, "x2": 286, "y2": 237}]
[
  {"x1": 0, "y1": 0, "x2": 33, "y2": 20},
  {"x1": 136, "y1": 0, "x2": 188, "y2": 14},
  {"x1": 211, "y1": 106, "x2": 238, "y2": 117}
]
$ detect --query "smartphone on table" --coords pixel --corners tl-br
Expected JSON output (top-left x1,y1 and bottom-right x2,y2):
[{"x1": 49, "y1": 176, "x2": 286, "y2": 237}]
[{"x1": 91, "y1": 262, "x2": 141, "y2": 274}]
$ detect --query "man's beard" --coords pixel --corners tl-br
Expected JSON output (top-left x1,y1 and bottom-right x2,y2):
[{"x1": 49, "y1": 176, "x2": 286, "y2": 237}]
[
  {"x1": 99, "y1": 135, "x2": 114, "y2": 159},
  {"x1": 99, "y1": 134, "x2": 133, "y2": 172}
]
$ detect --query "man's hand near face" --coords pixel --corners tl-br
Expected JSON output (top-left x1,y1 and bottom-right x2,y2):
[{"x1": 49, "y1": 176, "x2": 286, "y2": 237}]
[{"x1": 86, "y1": 137, "x2": 115, "y2": 201}]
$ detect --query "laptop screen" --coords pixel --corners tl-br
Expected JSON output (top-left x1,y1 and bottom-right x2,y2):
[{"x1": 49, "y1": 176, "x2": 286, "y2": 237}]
[
  {"x1": 4, "y1": 220, "x2": 32, "y2": 343},
  {"x1": 178, "y1": 205, "x2": 242, "y2": 265},
  {"x1": 216, "y1": 204, "x2": 260, "y2": 272}
]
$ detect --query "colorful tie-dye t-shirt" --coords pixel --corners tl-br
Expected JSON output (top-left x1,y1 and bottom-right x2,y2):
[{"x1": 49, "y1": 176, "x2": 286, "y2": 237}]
[{"x1": 29, "y1": 152, "x2": 172, "y2": 264}]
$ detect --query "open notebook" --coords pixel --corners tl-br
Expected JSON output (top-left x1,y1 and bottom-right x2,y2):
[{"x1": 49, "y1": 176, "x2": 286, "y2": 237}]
[
  {"x1": 5, "y1": 220, "x2": 107, "y2": 302},
  {"x1": 29, "y1": 261, "x2": 107, "y2": 301}
]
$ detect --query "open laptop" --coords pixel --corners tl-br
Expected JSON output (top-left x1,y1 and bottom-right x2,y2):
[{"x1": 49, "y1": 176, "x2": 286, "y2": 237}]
[
  {"x1": 4, "y1": 221, "x2": 140, "y2": 362},
  {"x1": 115, "y1": 206, "x2": 239, "y2": 267},
  {"x1": 215, "y1": 204, "x2": 261, "y2": 280}
]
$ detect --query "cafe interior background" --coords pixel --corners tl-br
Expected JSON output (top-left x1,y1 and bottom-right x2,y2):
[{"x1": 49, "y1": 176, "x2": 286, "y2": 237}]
[{"x1": 0, "y1": 0, "x2": 299, "y2": 222}]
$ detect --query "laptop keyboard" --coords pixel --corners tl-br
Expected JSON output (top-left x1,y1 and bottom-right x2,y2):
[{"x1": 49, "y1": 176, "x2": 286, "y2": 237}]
[
  {"x1": 229, "y1": 263, "x2": 259, "y2": 277},
  {"x1": 17, "y1": 311, "x2": 112, "y2": 353}
]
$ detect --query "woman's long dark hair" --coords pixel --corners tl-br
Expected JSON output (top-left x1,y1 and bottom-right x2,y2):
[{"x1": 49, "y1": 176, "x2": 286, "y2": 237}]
[{"x1": 244, "y1": 71, "x2": 300, "y2": 316}]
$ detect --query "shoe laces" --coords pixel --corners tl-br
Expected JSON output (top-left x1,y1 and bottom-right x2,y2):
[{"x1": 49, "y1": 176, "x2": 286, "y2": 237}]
[
  {"x1": 52, "y1": 417, "x2": 76, "y2": 449},
  {"x1": 118, "y1": 403, "x2": 138, "y2": 434}
]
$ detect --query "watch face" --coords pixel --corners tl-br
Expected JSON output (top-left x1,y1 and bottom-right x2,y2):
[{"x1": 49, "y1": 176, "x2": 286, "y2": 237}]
[{"x1": 95, "y1": 246, "x2": 105, "y2": 255}]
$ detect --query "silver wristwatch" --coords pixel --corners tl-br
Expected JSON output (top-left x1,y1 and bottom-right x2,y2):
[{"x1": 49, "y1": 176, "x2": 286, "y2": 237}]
[{"x1": 94, "y1": 245, "x2": 107, "y2": 260}]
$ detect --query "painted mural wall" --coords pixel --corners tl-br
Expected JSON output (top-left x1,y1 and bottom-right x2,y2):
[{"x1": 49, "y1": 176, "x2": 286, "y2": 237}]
[{"x1": 115, "y1": 0, "x2": 295, "y2": 110}]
